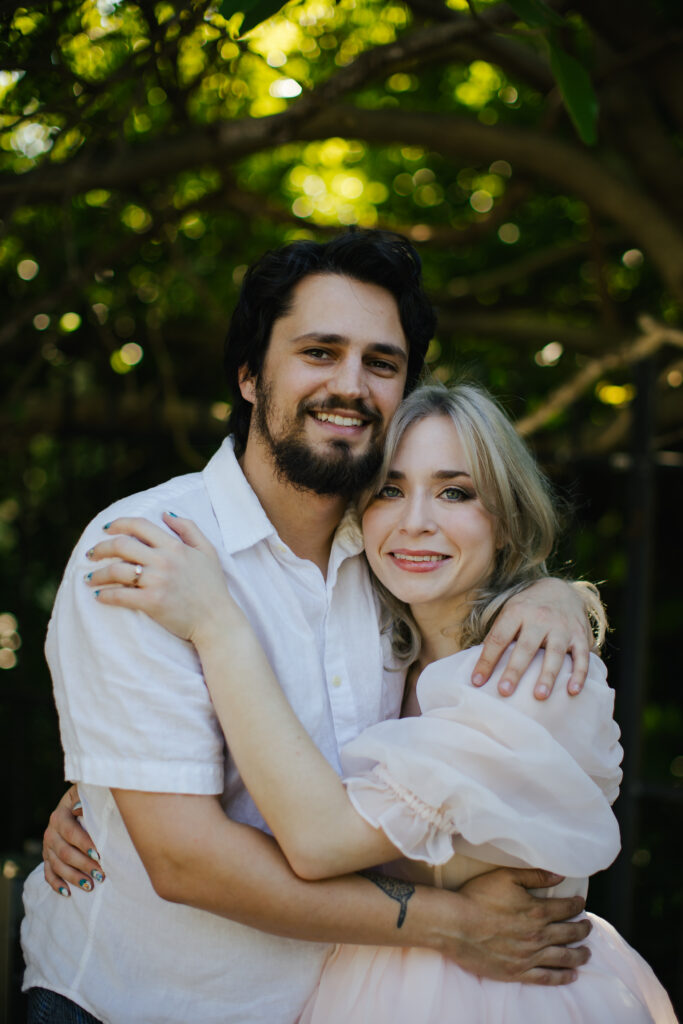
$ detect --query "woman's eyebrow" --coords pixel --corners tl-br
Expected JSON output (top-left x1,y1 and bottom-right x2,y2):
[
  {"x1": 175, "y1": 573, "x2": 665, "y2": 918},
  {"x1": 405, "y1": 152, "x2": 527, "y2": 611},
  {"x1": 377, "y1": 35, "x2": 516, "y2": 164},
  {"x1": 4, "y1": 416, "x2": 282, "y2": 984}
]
[{"x1": 386, "y1": 469, "x2": 472, "y2": 480}]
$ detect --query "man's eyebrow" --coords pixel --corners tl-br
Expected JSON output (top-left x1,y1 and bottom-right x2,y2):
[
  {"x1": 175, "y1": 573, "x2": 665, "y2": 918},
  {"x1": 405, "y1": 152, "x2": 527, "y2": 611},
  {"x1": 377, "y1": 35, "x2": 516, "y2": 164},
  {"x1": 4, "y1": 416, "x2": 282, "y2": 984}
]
[
  {"x1": 292, "y1": 333, "x2": 408, "y2": 363},
  {"x1": 386, "y1": 469, "x2": 472, "y2": 480}
]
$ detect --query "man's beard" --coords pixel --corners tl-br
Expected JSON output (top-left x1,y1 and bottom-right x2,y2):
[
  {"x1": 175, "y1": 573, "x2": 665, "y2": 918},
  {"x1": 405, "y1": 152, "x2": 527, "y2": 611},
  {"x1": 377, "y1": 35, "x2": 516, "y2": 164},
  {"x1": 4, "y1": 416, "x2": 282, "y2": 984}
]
[{"x1": 253, "y1": 382, "x2": 385, "y2": 499}]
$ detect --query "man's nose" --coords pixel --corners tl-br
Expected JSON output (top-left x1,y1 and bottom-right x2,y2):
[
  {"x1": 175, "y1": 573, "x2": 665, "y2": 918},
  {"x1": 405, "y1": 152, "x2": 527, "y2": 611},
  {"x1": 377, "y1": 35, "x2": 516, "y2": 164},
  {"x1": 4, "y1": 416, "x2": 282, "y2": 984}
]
[{"x1": 331, "y1": 355, "x2": 369, "y2": 399}]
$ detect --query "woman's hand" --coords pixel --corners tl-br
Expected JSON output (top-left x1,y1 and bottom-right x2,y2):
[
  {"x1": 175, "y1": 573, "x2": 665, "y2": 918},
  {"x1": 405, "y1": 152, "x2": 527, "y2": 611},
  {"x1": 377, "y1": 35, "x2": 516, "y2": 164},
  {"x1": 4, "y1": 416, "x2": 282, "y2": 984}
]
[
  {"x1": 43, "y1": 785, "x2": 105, "y2": 896},
  {"x1": 84, "y1": 512, "x2": 234, "y2": 644},
  {"x1": 471, "y1": 578, "x2": 593, "y2": 699}
]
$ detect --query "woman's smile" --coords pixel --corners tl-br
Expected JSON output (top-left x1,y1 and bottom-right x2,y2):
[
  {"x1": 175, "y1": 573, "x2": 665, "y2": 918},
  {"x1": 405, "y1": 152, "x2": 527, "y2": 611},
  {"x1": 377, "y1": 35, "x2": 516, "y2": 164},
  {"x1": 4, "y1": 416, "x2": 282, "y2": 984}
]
[{"x1": 362, "y1": 414, "x2": 498, "y2": 633}]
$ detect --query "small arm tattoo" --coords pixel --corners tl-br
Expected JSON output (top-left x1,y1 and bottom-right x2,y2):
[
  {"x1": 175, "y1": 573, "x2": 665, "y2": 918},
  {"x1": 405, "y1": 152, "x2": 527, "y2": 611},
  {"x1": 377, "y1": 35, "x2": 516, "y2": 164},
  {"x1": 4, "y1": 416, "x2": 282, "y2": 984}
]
[{"x1": 359, "y1": 870, "x2": 415, "y2": 928}]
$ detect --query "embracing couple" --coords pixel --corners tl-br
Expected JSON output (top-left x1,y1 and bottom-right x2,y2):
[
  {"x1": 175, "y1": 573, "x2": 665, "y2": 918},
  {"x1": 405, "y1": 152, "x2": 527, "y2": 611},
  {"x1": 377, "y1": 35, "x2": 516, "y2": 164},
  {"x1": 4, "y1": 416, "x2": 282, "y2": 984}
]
[{"x1": 22, "y1": 230, "x2": 675, "y2": 1023}]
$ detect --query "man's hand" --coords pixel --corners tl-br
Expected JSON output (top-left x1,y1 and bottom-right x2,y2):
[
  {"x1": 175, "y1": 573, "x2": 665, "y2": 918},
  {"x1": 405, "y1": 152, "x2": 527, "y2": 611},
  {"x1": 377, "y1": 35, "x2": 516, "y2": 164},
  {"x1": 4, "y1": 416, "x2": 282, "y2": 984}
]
[
  {"x1": 43, "y1": 785, "x2": 105, "y2": 896},
  {"x1": 443, "y1": 867, "x2": 591, "y2": 985},
  {"x1": 472, "y1": 578, "x2": 593, "y2": 699}
]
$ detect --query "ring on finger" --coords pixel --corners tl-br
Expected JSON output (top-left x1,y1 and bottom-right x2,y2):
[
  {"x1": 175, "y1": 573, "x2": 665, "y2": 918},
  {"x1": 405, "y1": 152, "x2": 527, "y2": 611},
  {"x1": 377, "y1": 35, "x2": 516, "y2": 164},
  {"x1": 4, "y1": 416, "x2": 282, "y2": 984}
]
[{"x1": 132, "y1": 563, "x2": 143, "y2": 587}]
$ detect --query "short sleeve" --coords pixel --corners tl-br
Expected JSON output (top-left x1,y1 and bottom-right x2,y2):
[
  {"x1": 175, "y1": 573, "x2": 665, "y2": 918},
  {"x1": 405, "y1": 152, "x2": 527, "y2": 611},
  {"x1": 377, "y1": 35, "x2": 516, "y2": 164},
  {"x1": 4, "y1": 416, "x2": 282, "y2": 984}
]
[
  {"x1": 341, "y1": 648, "x2": 622, "y2": 877},
  {"x1": 49, "y1": 496, "x2": 225, "y2": 794}
]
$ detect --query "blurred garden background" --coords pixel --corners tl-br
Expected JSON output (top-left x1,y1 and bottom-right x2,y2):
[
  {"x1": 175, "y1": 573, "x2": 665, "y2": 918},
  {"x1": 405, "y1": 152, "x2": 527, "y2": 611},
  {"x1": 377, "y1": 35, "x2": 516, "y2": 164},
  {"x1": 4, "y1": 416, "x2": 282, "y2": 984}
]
[{"x1": 1, "y1": 0, "x2": 682, "y2": 1016}]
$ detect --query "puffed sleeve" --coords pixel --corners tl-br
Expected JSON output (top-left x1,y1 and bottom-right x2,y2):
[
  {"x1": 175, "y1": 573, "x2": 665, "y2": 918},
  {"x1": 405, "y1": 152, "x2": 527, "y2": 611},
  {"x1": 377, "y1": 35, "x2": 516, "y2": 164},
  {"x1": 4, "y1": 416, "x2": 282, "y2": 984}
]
[{"x1": 341, "y1": 648, "x2": 622, "y2": 877}]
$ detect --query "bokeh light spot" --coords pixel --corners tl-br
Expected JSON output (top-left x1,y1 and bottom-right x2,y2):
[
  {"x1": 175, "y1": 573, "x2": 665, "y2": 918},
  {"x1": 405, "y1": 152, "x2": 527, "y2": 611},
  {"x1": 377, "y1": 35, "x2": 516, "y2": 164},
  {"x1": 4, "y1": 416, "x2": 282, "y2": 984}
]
[
  {"x1": 59, "y1": 312, "x2": 81, "y2": 332},
  {"x1": 17, "y1": 258, "x2": 39, "y2": 280}
]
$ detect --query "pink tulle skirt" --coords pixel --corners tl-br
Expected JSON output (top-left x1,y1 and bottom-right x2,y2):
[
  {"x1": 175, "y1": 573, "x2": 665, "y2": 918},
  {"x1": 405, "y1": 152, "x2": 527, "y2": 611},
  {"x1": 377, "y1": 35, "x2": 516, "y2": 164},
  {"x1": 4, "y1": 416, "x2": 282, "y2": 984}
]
[{"x1": 299, "y1": 914, "x2": 677, "y2": 1023}]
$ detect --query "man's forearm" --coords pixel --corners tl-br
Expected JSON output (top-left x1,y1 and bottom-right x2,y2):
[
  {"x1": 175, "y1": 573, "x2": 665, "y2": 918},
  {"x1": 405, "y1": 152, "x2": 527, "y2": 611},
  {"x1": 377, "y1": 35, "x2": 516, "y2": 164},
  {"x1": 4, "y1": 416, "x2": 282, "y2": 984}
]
[{"x1": 113, "y1": 789, "x2": 441, "y2": 948}]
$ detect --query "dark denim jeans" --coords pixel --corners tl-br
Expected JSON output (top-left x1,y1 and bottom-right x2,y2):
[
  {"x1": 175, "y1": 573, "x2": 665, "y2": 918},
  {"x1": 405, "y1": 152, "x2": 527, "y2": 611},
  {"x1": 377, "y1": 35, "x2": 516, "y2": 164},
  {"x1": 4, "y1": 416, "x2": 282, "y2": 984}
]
[{"x1": 26, "y1": 988, "x2": 102, "y2": 1024}]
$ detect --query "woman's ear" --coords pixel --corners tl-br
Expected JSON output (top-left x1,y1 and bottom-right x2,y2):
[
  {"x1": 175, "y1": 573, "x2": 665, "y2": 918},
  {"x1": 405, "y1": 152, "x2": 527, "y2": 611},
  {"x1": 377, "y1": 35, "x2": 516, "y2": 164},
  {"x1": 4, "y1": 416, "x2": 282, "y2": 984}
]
[{"x1": 238, "y1": 364, "x2": 256, "y2": 404}]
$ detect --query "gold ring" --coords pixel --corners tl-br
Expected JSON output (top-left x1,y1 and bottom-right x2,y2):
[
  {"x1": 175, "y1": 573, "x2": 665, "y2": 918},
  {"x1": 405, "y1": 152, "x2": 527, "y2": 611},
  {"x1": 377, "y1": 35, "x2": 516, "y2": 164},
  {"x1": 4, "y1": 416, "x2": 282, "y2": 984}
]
[{"x1": 133, "y1": 563, "x2": 143, "y2": 587}]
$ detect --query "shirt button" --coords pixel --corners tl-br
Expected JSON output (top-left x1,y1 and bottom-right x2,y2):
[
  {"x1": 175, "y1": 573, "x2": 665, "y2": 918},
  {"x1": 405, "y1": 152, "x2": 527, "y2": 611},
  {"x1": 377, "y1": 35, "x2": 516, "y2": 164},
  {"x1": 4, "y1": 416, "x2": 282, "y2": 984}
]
[{"x1": 331, "y1": 675, "x2": 342, "y2": 688}]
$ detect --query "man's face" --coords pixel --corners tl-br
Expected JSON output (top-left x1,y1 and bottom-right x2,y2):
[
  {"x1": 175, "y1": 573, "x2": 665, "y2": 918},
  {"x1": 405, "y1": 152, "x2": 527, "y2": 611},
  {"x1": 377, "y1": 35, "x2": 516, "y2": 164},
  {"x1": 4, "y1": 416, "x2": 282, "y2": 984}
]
[{"x1": 240, "y1": 274, "x2": 409, "y2": 497}]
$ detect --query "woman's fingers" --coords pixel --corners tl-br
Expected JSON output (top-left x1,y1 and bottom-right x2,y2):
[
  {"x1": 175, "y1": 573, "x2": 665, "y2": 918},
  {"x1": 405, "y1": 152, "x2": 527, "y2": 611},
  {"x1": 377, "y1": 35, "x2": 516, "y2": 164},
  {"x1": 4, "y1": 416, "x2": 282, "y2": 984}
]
[
  {"x1": 87, "y1": 534, "x2": 154, "y2": 566},
  {"x1": 102, "y1": 516, "x2": 177, "y2": 549},
  {"x1": 161, "y1": 511, "x2": 220, "y2": 560},
  {"x1": 86, "y1": 560, "x2": 147, "y2": 588},
  {"x1": 43, "y1": 788, "x2": 105, "y2": 896}
]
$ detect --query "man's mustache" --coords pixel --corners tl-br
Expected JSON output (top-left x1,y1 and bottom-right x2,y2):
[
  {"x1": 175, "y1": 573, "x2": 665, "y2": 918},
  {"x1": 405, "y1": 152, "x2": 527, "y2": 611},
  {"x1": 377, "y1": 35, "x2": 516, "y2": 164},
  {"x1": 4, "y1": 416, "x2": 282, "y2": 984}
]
[{"x1": 300, "y1": 396, "x2": 382, "y2": 424}]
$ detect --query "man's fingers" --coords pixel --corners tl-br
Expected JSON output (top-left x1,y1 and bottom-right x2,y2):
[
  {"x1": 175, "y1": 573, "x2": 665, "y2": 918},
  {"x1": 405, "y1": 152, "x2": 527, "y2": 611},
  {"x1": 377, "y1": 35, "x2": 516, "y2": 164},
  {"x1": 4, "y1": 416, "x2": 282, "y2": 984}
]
[
  {"x1": 536, "y1": 894, "x2": 587, "y2": 922},
  {"x1": 544, "y1": 918, "x2": 592, "y2": 948},
  {"x1": 517, "y1": 966, "x2": 577, "y2": 986},
  {"x1": 567, "y1": 641, "x2": 590, "y2": 696},
  {"x1": 471, "y1": 620, "x2": 522, "y2": 685},
  {"x1": 524, "y1": 642, "x2": 570, "y2": 700}
]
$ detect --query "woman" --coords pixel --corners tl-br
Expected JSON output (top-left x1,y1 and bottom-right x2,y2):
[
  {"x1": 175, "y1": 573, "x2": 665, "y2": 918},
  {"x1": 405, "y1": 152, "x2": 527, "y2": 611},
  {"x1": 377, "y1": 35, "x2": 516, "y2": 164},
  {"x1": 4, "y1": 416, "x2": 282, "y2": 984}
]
[{"x1": 82, "y1": 383, "x2": 676, "y2": 1022}]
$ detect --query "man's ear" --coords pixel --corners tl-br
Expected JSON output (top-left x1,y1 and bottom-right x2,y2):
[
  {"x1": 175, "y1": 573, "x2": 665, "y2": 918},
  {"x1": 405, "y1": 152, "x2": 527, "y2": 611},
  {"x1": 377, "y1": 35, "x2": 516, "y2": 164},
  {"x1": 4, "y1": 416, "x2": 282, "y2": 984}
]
[{"x1": 238, "y1": 364, "x2": 256, "y2": 404}]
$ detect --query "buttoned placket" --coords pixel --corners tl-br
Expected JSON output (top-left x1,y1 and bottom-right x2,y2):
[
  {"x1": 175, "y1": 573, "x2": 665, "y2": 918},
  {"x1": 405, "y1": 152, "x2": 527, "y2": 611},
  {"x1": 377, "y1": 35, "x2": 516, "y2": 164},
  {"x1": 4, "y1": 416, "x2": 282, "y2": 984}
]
[{"x1": 265, "y1": 529, "x2": 368, "y2": 755}]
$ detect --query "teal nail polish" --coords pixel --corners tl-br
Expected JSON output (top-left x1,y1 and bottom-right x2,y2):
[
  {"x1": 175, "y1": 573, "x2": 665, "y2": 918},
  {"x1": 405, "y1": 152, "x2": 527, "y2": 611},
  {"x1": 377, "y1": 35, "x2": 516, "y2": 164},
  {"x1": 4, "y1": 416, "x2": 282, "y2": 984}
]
[
  {"x1": 86, "y1": 548, "x2": 94, "y2": 559},
  {"x1": 78, "y1": 878, "x2": 92, "y2": 891},
  {"x1": 87, "y1": 849, "x2": 100, "y2": 861},
  {"x1": 58, "y1": 886, "x2": 70, "y2": 897},
  {"x1": 167, "y1": 511, "x2": 179, "y2": 518},
  {"x1": 85, "y1": 572, "x2": 93, "y2": 581},
  {"x1": 94, "y1": 590, "x2": 100, "y2": 597},
  {"x1": 91, "y1": 869, "x2": 104, "y2": 883},
  {"x1": 103, "y1": 522, "x2": 112, "y2": 530}
]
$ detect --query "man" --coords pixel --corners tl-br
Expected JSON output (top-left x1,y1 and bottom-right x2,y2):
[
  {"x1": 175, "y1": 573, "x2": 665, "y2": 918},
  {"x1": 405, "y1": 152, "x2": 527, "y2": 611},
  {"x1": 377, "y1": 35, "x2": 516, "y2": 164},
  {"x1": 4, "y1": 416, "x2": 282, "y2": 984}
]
[{"x1": 25, "y1": 231, "x2": 593, "y2": 1023}]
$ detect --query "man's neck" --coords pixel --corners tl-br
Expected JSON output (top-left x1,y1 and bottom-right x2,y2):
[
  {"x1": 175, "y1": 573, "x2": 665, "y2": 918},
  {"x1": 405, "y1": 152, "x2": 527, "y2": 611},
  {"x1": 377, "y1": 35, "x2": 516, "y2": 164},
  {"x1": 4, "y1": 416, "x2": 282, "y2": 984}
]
[{"x1": 239, "y1": 436, "x2": 347, "y2": 576}]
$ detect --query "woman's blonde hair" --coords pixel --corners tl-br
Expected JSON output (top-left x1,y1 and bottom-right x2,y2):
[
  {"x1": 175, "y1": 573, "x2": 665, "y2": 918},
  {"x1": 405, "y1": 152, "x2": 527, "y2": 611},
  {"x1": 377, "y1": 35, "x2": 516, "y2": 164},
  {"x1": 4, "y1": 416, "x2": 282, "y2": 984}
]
[{"x1": 359, "y1": 382, "x2": 605, "y2": 662}]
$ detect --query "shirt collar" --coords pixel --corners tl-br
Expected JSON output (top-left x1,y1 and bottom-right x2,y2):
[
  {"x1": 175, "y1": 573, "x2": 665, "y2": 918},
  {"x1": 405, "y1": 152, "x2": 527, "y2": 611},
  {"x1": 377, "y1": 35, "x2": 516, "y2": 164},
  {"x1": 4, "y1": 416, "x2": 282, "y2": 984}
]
[
  {"x1": 203, "y1": 437, "x2": 366, "y2": 563},
  {"x1": 202, "y1": 437, "x2": 277, "y2": 556}
]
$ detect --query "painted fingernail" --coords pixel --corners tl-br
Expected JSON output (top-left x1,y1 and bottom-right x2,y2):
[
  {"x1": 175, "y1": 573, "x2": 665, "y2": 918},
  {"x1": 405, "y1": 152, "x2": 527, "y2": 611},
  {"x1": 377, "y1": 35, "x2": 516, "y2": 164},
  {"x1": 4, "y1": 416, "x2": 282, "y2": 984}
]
[
  {"x1": 72, "y1": 801, "x2": 82, "y2": 811},
  {"x1": 78, "y1": 878, "x2": 92, "y2": 891},
  {"x1": 58, "y1": 886, "x2": 70, "y2": 898},
  {"x1": 499, "y1": 679, "x2": 513, "y2": 696},
  {"x1": 535, "y1": 684, "x2": 550, "y2": 699},
  {"x1": 472, "y1": 673, "x2": 484, "y2": 686},
  {"x1": 167, "y1": 510, "x2": 179, "y2": 518},
  {"x1": 94, "y1": 590, "x2": 100, "y2": 597},
  {"x1": 91, "y1": 869, "x2": 104, "y2": 883},
  {"x1": 84, "y1": 572, "x2": 93, "y2": 581},
  {"x1": 86, "y1": 548, "x2": 95, "y2": 559},
  {"x1": 87, "y1": 849, "x2": 99, "y2": 861},
  {"x1": 103, "y1": 522, "x2": 112, "y2": 530},
  {"x1": 568, "y1": 681, "x2": 581, "y2": 695}
]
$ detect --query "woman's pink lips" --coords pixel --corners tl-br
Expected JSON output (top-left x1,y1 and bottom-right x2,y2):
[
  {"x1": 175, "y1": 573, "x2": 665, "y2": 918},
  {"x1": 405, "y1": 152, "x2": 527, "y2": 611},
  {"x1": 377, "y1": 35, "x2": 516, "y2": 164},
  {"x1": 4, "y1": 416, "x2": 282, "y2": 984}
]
[{"x1": 389, "y1": 551, "x2": 450, "y2": 573}]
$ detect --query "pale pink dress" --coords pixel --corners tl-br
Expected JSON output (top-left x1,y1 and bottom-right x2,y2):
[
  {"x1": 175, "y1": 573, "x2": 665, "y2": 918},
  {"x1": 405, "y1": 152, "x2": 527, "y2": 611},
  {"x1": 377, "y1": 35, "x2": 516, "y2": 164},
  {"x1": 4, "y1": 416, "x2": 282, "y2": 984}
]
[{"x1": 299, "y1": 647, "x2": 678, "y2": 1024}]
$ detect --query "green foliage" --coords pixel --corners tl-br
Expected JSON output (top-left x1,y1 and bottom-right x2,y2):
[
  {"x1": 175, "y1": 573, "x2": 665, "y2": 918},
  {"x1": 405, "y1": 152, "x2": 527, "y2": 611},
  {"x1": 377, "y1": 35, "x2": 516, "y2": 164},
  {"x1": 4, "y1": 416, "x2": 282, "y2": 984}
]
[{"x1": 0, "y1": 1, "x2": 682, "y2": 1001}]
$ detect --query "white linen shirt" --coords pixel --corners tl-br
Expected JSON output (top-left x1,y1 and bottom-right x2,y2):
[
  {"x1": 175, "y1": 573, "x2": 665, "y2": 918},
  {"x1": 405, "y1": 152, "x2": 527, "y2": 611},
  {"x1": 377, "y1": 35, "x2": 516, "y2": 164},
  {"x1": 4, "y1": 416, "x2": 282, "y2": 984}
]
[{"x1": 21, "y1": 437, "x2": 404, "y2": 1024}]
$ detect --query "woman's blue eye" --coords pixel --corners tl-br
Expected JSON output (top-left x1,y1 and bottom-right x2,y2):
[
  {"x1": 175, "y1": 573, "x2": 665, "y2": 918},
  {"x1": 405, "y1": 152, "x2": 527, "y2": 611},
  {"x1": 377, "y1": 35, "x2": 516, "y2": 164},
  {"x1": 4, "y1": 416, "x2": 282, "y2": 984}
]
[
  {"x1": 441, "y1": 486, "x2": 471, "y2": 501},
  {"x1": 377, "y1": 484, "x2": 402, "y2": 499}
]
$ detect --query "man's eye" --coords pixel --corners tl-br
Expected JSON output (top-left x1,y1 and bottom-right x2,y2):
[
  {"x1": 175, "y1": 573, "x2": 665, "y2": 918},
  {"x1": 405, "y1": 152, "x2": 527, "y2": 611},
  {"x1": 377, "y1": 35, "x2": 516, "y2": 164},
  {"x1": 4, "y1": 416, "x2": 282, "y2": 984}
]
[
  {"x1": 367, "y1": 359, "x2": 397, "y2": 373},
  {"x1": 305, "y1": 349, "x2": 332, "y2": 359}
]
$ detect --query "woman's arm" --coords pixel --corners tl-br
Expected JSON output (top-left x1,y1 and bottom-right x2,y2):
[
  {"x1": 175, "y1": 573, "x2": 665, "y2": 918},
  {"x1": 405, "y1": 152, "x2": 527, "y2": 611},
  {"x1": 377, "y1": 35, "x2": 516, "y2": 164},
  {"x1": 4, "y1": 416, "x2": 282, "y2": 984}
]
[{"x1": 86, "y1": 514, "x2": 400, "y2": 879}]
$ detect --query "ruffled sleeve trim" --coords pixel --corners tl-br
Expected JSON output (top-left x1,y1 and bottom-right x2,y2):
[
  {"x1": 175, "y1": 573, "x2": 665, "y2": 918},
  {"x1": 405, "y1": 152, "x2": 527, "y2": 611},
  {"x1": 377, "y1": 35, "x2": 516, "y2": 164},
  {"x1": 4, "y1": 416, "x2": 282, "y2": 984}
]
[{"x1": 341, "y1": 649, "x2": 622, "y2": 875}]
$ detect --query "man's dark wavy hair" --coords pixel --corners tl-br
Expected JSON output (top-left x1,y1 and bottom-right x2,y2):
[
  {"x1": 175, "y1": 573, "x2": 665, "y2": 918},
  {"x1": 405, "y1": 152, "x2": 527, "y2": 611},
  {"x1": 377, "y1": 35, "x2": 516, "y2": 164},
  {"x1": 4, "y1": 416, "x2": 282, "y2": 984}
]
[{"x1": 224, "y1": 229, "x2": 437, "y2": 457}]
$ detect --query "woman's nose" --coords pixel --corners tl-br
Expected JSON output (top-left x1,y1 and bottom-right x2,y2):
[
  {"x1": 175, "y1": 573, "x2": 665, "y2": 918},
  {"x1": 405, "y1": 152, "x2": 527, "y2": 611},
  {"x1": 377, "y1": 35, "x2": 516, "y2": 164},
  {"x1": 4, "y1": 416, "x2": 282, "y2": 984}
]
[{"x1": 399, "y1": 495, "x2": 436, "y2": 535}]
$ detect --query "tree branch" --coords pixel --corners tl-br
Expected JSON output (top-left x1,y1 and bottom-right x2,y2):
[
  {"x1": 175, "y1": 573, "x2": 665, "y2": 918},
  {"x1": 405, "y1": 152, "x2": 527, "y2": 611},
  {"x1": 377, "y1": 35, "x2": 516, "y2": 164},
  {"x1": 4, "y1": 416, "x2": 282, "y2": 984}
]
[{"x1": 515, "y1": 316, "x2": 683, "y2": 437}]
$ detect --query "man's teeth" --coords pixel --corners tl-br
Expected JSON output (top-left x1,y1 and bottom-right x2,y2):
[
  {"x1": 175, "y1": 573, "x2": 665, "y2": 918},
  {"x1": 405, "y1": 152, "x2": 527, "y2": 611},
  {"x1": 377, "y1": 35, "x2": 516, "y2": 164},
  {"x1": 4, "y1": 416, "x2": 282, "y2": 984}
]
[
  {"x1": 315, "y1": 412, "x2": 364, "y2": 427},
  {"x1": 394, "y1": 553, "x2": 446, "y2": 562}
]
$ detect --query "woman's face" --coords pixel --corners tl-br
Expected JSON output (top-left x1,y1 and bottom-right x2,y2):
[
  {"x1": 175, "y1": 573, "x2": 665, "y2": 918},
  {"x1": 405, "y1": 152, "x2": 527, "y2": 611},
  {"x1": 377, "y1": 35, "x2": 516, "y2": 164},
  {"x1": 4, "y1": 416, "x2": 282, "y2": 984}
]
[{"x1": 361, "y1": 414, "x2": 498, "y2": 622}]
